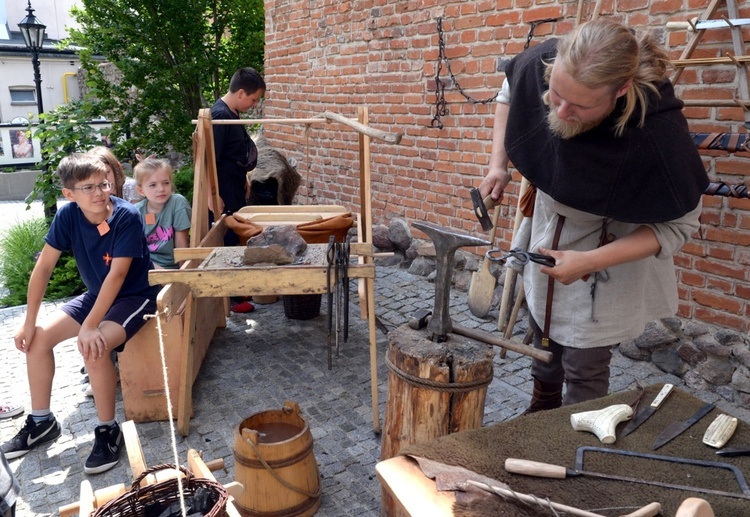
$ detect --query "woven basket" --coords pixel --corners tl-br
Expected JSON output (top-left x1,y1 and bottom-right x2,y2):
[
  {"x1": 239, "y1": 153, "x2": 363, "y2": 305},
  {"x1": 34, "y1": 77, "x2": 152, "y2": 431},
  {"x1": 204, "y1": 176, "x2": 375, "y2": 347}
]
[
  {"x1": 283, "y1": 294, "x2": 322, "y2": 320},
  {"x1": 92, "y1": 464, "x2": 228, "y2": 517}
]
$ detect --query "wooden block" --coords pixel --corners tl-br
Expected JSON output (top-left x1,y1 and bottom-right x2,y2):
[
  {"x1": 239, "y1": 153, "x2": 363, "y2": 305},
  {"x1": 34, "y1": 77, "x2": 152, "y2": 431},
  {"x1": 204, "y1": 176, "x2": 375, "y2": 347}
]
[
  {"x1": 119, "y1": 312, "x2": 184, "y2": 423},
  {"x1": 376, "y1": 456, "x2": 455, "y2": 517}
]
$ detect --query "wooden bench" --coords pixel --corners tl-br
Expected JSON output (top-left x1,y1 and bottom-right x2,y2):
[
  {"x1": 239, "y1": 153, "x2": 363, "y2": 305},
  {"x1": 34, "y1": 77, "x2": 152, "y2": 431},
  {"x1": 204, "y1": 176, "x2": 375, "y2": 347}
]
[{"x1": 118, "y1": 218, "x2": 227, "y2": 425}]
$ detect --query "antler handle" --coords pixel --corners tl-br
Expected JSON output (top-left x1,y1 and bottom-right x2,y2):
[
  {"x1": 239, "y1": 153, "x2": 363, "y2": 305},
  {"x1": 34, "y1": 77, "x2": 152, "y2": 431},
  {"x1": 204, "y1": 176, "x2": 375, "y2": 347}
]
[{"x1": 570, "y1": 404, "x2": 633, "y2": 444}]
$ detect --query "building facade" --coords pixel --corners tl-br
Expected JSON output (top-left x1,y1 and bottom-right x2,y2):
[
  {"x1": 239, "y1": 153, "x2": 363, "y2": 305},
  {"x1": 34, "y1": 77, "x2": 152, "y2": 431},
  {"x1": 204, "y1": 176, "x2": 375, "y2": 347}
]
[{"x1": 0, "y1": 0, "x2": 81, "y2": 166}]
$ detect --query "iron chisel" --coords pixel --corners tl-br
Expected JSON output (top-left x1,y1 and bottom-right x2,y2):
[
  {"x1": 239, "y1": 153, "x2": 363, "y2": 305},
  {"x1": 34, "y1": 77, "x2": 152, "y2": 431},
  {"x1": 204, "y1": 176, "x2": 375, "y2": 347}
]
[
  {"x1": 652, "y1": 402, "x2": 715, "y2": 450},
  {"x1": 620, "y1": 383, "x2": 674, "y2": 438}
]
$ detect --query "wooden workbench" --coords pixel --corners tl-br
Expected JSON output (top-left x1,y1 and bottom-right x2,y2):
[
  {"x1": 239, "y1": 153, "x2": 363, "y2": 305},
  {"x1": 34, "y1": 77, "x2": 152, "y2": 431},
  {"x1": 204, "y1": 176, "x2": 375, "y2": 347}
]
[
  {"x1": 377, "y1": 386, "x2": 749, "y2": 516},
  {"x1": 133, "y1": 108, "x2": 392, "y2": 436}
]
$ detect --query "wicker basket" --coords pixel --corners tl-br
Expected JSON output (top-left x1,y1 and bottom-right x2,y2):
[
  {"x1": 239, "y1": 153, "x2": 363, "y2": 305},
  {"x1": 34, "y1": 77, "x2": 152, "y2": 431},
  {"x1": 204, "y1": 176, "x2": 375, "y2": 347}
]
[
  {"x1": 92, "y1": 464, "x2": 228, "y2": 517},
  {"x1": 283, "y1": 294, "x2": 322, "y2": 320}
]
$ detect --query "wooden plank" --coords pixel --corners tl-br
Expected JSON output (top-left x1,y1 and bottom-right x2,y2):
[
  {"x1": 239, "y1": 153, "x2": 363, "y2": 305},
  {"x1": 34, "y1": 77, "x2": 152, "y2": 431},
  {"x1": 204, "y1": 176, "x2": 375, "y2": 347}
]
[
  {"x1": 376, "y1": 456, "x2": 455, "y2": 517},
  {"x1": 156, "y1": 281, "x2": 190, "y2": 323},
  {"x1": 236, "y1": 204, "x2": 347, "y2": 214},
  {"x1": 122, "y1": 420, "x2": 147, "y2": 481},
  {"x1": 78, "y1": 480, "x2": 96, "y2": 517},
  {"x1": 119, "y1": 313, "x2": 185, "y2": 423},
  {"x1": 241, "y1": 213, "x2": 325, "y2": 223},
  {"x1": 367, "y1": 273, "x2": 379, "y2": 433},
  {"x1": 178, "y1": 291, "x2": 197, "y2": 436},
  {"x1": 193, "y1": 117, "x2": 327, "y2": 125},
  {"x1": 173, "y1": 247, "x2": 215, "y2": 262},
  {"x1": 325, "y1": 110, "x2": 402, "y2": 144},
  {"x1": 203, "y1": 111, "x2": 223, "y2": 241},
  {"x1": 670, "y1": 0, "x2": 724, "y2": 84},
  {"x1": 148, "y1": 265, "x2": 375, "y2": 298},
  {"x1": 725, "y1": 0, "x2": 750, "y2": 127},
  {"x1": 191, "y1": 110, "x2": 210, "y2": 245}
]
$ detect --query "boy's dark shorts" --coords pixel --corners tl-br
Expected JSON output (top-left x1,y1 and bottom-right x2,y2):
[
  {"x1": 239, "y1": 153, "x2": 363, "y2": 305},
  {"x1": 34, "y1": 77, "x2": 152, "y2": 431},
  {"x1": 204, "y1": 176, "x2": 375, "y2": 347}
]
[{"x1": 61, "y1": 292, "x2": 157, "y2": 352}]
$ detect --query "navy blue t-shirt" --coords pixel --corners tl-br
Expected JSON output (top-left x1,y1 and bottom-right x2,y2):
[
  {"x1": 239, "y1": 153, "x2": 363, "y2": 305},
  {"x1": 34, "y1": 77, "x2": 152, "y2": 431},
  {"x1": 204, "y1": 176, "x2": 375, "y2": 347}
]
[{"x1": 45, "y1": 196, "x2": 158, "y2": 298}]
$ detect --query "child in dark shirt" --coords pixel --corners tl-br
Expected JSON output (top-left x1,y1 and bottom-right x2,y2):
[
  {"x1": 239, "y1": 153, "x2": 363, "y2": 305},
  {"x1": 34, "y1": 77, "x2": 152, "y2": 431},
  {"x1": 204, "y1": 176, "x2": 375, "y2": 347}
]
[{"x1": 1, "y1": 153, "x2": 160, "y2": 474}]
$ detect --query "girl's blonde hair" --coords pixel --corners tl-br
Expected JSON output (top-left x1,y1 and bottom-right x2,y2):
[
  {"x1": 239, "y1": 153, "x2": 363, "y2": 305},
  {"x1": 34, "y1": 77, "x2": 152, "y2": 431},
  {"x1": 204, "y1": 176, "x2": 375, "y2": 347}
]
[
  {"x1": 133, "y1": 158, "x2": 173, "y2": 186},
  {"x1": 549, "y1": 19, "x2": 670, "y2": 136},
  {"x1": 88, "y1": 146, "x2": 124, "y2": 197}
]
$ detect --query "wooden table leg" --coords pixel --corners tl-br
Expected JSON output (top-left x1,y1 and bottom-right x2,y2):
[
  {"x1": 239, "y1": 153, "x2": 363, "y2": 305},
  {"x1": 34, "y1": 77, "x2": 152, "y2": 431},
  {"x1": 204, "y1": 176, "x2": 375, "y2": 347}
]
[
  {"x1": 178, "y1": 291, "x2": 197, "y2": 436},
  {"x1": 366, "y1": 275, "x2": 380, "y2": 433}
]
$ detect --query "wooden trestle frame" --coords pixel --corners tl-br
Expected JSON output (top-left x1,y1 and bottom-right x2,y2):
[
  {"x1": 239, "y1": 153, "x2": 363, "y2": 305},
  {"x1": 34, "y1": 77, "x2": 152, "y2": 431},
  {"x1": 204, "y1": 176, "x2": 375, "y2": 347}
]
[{"x1": 147, "y1": 107, "x2": 400, "y2": 436}]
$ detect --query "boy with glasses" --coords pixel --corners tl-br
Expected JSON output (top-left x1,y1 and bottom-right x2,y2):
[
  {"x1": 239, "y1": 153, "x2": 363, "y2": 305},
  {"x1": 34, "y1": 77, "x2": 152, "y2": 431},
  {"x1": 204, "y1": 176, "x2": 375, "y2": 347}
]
[{"x1": 1, "y1": 153, "x2": 160, "y2": 474}]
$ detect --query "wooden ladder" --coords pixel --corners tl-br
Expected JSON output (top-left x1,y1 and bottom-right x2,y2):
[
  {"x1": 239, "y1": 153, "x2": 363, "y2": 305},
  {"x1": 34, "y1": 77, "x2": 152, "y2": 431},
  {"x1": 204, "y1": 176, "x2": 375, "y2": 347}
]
[{"x1": 669, "y1": 0, "x2": 750, "y2": 128}]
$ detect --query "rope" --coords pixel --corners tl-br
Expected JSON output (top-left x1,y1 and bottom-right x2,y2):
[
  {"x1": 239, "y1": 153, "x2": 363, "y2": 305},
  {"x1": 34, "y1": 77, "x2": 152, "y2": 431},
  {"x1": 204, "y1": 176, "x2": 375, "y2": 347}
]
[
  {"x1": 152, "y1": 311, "x2": 188, "y2": 516},
  {"x1": 242, "y1": 437, "x2": 322, "y2": 499},
  {"x1": 384, "y1": 352, "x2": 493, "y2": 393}
]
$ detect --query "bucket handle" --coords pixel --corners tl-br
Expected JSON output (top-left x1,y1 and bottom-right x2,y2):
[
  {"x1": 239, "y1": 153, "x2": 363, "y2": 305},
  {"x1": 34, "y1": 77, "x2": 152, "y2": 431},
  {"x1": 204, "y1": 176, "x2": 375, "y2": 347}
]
[
  {"x1": 244, "y1": 436, "x2": 322, "y2": 499},
  {"x1": 282, "y1": 401, "x2": 300, "y2": 415}
]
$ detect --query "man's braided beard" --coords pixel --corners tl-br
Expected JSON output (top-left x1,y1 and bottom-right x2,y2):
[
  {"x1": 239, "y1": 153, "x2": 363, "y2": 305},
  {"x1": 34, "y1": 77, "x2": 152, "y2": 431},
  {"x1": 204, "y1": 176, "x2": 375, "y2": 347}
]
[{"x1": 542, "y1": 90, "x2": 613, "y2": 139}]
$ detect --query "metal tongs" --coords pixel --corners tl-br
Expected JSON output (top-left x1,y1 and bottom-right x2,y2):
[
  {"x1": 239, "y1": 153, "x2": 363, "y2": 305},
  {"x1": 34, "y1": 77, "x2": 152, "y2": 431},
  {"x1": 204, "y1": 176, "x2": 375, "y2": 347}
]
[
  {"x1": 485, "y1": 247, "x2": 556, "y2": 267},
  {"x1": 325, "y1": 236, "x2": 351, "y2": 370}
]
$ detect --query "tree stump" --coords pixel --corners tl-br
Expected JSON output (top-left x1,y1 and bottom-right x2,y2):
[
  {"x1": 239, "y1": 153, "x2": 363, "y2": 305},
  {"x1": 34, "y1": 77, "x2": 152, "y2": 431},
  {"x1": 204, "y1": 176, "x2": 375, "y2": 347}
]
[
  {"x1": 380, "y1": 324, "x2": 495, "y2": 460},
  {"x1": 379, "y1": 325, "x2": 494, "y2": 516}
]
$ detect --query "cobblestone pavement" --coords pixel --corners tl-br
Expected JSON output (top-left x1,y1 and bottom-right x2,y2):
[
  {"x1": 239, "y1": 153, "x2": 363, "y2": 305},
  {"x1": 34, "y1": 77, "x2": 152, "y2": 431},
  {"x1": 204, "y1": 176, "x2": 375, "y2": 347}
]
[{"x1": 1, "y1": 200, "x2": 748, "y2": 516}]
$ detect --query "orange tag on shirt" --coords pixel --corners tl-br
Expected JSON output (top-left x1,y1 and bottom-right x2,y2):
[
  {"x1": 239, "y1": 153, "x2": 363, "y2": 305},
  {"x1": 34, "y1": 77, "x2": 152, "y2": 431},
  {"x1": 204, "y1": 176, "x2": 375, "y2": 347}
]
[
  {"x1": 145, "y1": 213, "x2": 156, "y2": 225},
  {"x1": 97, "y1": 221, "x2": 110, "y2": 236}
]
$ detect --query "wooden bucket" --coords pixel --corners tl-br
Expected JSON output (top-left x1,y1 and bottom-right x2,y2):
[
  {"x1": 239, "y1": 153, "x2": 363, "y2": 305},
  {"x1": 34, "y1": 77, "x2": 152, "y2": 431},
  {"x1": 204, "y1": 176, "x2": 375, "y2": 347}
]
[{"x1": 233, "y1": 401, "x2": 321, "y2": 517}]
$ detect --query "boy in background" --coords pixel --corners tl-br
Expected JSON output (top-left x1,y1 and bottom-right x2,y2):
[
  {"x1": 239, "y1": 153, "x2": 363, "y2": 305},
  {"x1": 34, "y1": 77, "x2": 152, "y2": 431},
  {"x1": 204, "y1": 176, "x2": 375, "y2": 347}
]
[
  {"x1": 1, "y1": 154, "x2": 160, "y2": 474},
  {"x1": 211, "y1": 66, "x2": 266, "y2": 313},
  {"x1": 134, "y1": 157, "x2": 192, "y2": 269}
]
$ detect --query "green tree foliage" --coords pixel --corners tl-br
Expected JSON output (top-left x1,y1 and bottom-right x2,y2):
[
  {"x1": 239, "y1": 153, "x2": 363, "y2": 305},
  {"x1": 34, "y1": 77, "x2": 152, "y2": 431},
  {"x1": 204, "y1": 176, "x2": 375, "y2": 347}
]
[
  {"x1": 68, "y1": 0, "x2": 264, "y2": 157},
  {"x1": 0, "y1": 218, "x2": 85, "y2": 307},
  {"x1": 27, "y1": 101, "x2": 103, "y2": 219}
]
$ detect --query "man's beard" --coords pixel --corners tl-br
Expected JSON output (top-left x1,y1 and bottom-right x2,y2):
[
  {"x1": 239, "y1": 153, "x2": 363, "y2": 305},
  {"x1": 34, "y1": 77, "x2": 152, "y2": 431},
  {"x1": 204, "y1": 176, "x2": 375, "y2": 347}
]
[
  {"x1": 546, "y1": 109, "x2": 606, "y2": 139},
  {"x1": 542, "y1": 91, "x2": 612, "y2": 139}
]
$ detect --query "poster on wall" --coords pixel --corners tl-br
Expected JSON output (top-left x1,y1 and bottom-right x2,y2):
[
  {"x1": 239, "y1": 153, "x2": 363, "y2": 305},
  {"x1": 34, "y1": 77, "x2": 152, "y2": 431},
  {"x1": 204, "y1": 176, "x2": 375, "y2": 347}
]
[
  {"x1": 0, "y1": 127, "x2": 39, "y2": 166},
  {"x1": 0, "y1": 122, "x2": 115, "y2": 168},
  {"x1": 10, "y1": 129, "x2": 34, "y2": 160}
]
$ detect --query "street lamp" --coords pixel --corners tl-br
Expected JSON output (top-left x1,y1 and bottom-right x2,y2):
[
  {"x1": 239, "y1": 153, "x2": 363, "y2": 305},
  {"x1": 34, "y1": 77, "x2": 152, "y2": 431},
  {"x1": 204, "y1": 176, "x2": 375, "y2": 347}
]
[{"x1": 18, "y1": 0, "x2": 46, "y2": 115}]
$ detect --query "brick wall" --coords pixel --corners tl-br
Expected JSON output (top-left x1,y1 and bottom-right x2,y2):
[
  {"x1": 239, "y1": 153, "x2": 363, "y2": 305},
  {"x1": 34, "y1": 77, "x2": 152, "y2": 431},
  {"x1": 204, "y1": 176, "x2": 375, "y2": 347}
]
[{"x1": 262, "y1": 0, "x2": 750, "y2": 332}]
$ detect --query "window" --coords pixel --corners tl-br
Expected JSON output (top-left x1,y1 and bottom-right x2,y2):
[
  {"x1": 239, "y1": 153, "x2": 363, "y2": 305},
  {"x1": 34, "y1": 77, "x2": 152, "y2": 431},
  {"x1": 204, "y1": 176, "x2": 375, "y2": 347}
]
[{"x1": 9, "y1": 87, "x2": 37, "y2": 105}]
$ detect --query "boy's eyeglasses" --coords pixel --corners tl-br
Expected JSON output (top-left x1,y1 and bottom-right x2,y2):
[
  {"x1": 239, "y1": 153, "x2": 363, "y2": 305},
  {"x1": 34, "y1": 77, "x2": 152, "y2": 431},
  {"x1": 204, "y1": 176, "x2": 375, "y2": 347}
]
[{"x1": 69, "y1": 181, "x2": 113, "y2": 195}]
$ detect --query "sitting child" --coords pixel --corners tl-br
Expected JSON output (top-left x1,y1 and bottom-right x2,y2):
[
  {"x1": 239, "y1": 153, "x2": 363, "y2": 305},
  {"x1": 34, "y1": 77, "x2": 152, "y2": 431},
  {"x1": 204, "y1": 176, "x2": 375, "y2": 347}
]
[
  {"x1": 134, "y1": 158, "x2": 192, "y2": 269},
  {"x1": 88, "y1": 146, "x2": 143, "y2": 204},
  {"x1": 1, "y1": 153, "x2": 160, "y2": 474}
]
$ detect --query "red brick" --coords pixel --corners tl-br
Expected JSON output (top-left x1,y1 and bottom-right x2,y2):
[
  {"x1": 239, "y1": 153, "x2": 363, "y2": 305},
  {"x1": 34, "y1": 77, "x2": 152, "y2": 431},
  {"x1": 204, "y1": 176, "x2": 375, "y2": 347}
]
[
  {"x1": 694, "y1": 307, "x2": 749, "y2": 332},
  {"x1": 681, "y1": 271, "x2": 706, "y2": 287},
  {"x1": 264, "y1": 0, "x2": 750, "y2": 331}
]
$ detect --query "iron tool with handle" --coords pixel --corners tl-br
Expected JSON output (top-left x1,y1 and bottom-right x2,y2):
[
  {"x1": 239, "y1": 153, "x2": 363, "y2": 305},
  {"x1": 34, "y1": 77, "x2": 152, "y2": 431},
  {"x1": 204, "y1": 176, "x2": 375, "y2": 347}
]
[{"x1": 620, "y1": 384, "x2": 674, "y2": 438}]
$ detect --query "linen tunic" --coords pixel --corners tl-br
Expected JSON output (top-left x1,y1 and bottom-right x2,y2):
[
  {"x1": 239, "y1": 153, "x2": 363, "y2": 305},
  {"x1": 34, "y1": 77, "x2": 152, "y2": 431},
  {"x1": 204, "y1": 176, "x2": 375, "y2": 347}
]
[{"x1": 520, "y1": 190, "x2": 701, "y2": 349}]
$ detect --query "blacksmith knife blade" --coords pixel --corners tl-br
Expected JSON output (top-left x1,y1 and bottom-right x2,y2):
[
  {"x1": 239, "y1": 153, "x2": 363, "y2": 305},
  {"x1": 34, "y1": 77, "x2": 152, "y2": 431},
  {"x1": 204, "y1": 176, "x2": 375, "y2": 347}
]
[
  {"x1": 717, "y1": 446, "x2": 750, "y2": 457},
  {"x1": 652, "y1": 402, "x2": 715, "y2": 450},
  {"x1": 620, "y1": 383, "x2": 674, "y2": 438}
]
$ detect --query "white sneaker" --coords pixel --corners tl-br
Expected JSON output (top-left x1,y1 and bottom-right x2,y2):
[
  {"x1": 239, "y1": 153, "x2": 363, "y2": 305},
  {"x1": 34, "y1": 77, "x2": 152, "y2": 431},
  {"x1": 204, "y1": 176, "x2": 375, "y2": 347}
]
[
  {"x1": 83, "y1": 383, "x2": 94, "y2": 397},
  {"x1": 0, "y1": 401, "x2": 24, "y2": 419}
]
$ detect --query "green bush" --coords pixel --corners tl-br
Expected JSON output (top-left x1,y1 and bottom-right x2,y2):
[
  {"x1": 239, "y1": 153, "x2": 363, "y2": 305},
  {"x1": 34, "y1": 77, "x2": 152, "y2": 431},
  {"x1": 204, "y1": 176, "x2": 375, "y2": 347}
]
[
  {"x1": 173, "y1": 164, "x2": 195, "y2": 204},
  {"x1": 0, "y1": 218, "x2": 85, "y2": 307}
]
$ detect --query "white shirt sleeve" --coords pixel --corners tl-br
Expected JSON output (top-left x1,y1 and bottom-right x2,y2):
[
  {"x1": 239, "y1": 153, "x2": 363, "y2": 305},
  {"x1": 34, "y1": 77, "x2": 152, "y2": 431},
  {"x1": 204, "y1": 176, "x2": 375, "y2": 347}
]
[{"x1": 495, "y1": 78, "x2": 511, "y2": 104}]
